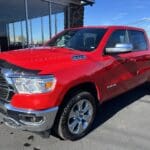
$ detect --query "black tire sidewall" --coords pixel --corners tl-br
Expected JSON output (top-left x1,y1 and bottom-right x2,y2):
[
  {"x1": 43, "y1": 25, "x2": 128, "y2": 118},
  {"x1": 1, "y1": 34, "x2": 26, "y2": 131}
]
[{"x1": 58, "y1": 91, "x2": 96, "y2": 141}]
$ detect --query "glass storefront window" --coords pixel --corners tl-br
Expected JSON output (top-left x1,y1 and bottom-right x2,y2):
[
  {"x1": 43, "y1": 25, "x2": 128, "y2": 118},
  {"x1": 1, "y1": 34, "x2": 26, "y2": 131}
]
[
  {"x1": 9, "y1": 24, "x2": 14, "y2": 44},
  {"x1": 0, "y1": 0, "x2": 66, "y2": 51}
]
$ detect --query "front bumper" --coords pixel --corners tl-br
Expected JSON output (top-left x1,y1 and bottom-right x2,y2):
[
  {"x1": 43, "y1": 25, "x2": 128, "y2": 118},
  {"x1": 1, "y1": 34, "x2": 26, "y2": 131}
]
[{"x1": 0, "y1": 102, "x2": 58, "y2": 132}]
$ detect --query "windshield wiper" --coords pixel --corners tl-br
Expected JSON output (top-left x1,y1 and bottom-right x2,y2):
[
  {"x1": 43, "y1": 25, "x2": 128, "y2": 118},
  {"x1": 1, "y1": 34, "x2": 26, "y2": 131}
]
[{"x1": 57, "y1": 46, "x2": 76, "y2": 51}]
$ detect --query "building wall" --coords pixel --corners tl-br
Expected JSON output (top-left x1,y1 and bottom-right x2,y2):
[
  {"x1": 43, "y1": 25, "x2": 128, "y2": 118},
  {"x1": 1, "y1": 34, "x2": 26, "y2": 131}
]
[
  {"x1": 69, "y1": 4, "x2": 84, "y2": 27},
  {"x1": 65, "y1": 4, "x2": 84, "y2": 28}
]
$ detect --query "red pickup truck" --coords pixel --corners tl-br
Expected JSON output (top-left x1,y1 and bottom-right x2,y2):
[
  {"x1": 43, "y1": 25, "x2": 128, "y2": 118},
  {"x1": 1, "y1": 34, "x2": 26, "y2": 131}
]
[{"x1": 0, "y1": 26, "x2": 149, "y2": 140}]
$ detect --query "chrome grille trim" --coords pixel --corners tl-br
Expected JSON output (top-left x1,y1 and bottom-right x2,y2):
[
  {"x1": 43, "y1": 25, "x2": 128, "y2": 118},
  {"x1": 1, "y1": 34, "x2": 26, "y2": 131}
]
[{"x1": 0, "y1": 72, "x2": 15, "y2": 102}]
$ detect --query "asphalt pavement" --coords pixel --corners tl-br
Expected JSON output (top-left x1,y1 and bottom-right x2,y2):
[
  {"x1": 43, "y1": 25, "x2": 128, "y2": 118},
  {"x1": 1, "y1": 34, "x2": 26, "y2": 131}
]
[{"x1": 0, "y1": 84, "x2": 150, "y2": 150}]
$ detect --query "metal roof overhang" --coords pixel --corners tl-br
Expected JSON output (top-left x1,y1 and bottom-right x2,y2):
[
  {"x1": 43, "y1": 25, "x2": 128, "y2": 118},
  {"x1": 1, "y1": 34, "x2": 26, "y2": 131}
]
[{"x1": 81, "y1": 0, "x2": 95, "y2": 5}]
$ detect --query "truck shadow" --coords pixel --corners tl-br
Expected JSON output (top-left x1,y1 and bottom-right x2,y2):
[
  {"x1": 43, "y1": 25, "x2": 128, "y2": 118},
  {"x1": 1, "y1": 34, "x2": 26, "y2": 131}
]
[{"x1": 91, "y1": 83, "x2": 150, "y2": 133}]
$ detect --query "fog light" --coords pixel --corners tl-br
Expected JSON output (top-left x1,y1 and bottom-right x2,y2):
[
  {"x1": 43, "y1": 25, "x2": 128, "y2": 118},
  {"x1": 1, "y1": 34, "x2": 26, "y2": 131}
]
[{"x1": 19, "y1": 114, "x2": 44, "y2": 124}]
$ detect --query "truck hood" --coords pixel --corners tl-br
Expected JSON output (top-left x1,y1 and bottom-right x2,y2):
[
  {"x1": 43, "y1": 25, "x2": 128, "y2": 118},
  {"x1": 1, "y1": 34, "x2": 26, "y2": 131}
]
[{"x1": 0, "y1": 47, "x2": 86, "y2": 72}]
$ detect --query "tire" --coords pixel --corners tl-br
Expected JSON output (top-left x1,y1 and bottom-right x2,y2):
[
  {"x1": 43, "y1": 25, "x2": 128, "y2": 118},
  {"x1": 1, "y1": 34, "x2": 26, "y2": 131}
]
[{"x1": 55, "y1": 91, "x2": 97, "y2": 141}]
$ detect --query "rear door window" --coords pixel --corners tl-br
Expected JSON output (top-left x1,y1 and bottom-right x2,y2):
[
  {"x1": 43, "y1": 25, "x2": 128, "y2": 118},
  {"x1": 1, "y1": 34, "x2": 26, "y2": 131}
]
[{"x1": 128, "y1": 30, "x2": 148, "y2": 51}]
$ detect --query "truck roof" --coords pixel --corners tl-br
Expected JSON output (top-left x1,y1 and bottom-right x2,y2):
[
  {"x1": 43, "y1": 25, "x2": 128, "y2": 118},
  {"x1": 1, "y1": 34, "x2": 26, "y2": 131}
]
[{"x1": 69, "y1": 25, "x2": 145, "y2": 31}]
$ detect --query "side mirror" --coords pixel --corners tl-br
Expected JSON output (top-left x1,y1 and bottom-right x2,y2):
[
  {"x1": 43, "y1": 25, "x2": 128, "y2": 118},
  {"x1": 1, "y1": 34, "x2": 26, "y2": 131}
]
[{"x1": 105, "y1": 43, "x2": 133, "y2": 54}]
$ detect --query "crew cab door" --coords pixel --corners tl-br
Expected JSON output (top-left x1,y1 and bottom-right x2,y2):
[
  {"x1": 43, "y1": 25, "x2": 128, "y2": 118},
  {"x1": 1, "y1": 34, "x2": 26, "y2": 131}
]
[
  {"x1": 101, "y1": 29, "x2": 139, "y2": 101},
  {"x1": 127, "y1": 30, "x2": 150, "y2": 83}
]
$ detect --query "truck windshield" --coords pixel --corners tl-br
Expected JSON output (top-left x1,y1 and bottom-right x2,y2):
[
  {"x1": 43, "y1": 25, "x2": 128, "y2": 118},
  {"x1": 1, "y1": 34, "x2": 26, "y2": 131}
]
[{"x1": 46, "y1": 28, "x2": 107, "y2": 52}]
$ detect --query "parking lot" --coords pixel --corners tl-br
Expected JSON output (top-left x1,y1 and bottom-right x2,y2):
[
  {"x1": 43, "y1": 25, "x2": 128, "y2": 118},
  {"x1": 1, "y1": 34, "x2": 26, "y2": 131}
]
[{"x1": 0, "y1": 84, "x2": 150, "y2": 150}]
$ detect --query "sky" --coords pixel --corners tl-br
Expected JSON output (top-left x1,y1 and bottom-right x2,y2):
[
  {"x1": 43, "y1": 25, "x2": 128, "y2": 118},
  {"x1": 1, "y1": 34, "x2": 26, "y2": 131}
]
[{"x1": 84, "y1": 0, "x2": 150, "y2": 36}]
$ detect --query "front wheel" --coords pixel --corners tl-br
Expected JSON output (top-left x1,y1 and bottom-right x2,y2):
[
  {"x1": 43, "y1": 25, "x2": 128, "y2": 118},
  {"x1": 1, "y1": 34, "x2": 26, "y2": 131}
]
[{"x1": 55, "y1": 91, "x2": 97, "y2": 141}]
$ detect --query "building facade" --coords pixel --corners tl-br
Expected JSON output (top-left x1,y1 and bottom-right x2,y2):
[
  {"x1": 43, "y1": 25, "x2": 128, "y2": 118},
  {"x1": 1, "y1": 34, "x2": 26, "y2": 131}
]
[{"x1": 0, "y1": 0, "x2": 94, "y2": 51}]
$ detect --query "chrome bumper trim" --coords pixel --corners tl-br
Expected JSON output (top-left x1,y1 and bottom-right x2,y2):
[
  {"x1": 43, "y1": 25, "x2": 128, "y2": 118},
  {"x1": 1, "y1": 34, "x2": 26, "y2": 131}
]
[{"x1": 0, "y1": 103, "x2": 58, "y2": 132}]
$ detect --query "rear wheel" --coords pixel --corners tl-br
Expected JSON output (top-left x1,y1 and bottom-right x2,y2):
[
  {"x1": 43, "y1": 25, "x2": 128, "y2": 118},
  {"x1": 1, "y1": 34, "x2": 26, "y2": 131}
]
[{"x1": 55, "y1": 91, "x2": 97, "y2": 141}]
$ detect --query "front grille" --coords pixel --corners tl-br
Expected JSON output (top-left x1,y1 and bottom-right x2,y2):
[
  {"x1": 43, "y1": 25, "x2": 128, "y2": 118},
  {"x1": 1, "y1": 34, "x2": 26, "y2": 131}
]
[{"x1": 0, "y1": 73, "x2": 14, "y2": 102}]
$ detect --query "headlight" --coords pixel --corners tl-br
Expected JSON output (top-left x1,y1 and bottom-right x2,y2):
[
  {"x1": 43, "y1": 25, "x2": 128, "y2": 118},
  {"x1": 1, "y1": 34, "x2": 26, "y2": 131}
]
[
  {"x1": 11, "y1": 75, "x2": 56, "y2": 94},
  {"x1": 2, "y1": 68, "x2": 56, "y2": 94}
]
